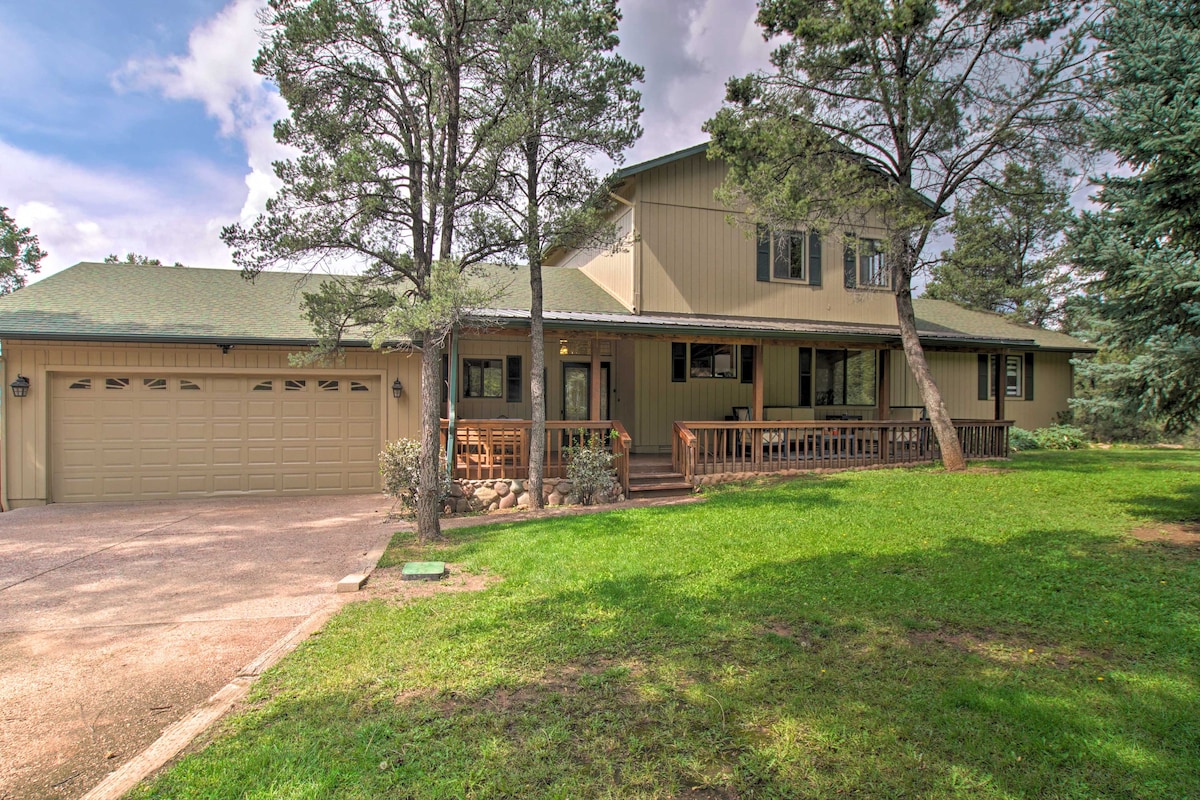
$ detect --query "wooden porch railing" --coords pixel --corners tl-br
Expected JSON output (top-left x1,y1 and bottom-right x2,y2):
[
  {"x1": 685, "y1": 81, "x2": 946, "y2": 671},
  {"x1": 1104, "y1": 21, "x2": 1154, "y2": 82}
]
[
  {"x1": 671, "y1": 419, "x2": 1011, "y2": 482},
  {"x1": 440, "y1": 419, "x2": 632, "y2": 494}
]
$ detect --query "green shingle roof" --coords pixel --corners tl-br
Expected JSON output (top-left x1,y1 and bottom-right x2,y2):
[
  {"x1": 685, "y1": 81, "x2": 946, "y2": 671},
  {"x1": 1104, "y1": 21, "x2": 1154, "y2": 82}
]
[
  {"x1": 0, "y1": 262, "x2": 630, "y2": 345},
  {"x1": 913, "y1": 298, "x2": 1090, "y2": 351},
  {"x1": 0, "y1": 262, "x2": 1091, "y2": 352}
]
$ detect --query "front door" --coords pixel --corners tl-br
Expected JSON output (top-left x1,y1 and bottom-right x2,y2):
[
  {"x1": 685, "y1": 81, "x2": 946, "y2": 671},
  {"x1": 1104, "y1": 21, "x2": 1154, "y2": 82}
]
[{"x1": 561, "y1": 362, "x2": 611, "y2": 421}]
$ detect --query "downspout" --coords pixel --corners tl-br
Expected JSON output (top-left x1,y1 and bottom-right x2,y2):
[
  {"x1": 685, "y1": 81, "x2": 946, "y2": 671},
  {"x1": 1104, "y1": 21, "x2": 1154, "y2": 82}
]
[{"x1": 445, "y1": 327, "x2": 460, "y2": 480}]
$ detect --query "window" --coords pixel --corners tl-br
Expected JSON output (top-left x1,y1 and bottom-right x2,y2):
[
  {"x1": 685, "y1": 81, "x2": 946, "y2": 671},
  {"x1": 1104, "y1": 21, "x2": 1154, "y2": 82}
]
[
  {"x1": 285, "y1": 379, "x2": 307, "y2": 391},
  {"x1": 252, "y1": 380, "x2": 274, "y2": 392},
  {"x1": 105, "y1": 377, "x2": 130, "y2": 390},
  {"x1": 179, "y1": 379, "x2": 201, "y2": 391},
  {"x1": 143, "y1": 378, "x2": 167, "y2": 390},
  {"x1": 759, "y1": 228, "x2": 822, "y2": 285},
  {"x1": 984, "y1": 355, "x2": 1026, "y2": 398},
  {"x1": 814, "y1": 349, "x2": 876, "y2": 405},
  {"x1": 844, "y1": 237, "x2": 890, "y2": 289},
  {"x1": 690, "y1": 344, "x2": 737, "y2": 379},
  {"x1": 505, "y1": 356, "x2": 522, "y2": 403},
  {"x1": 741, "y1": 345, "x2": 755, "y2": 385},
  {"x1": 350, "y1": 381, "x2": 370, "y2": 392},
  {"x1": 799, "y1": 349, "x2": 812, "y2": 406},
  {"x1": 671, "y1": 343, "x2": 687, "y2": 382},
  {"x1": 68, "y1": 378, "x2": 92, "y2": 390},
  {"x1": 463, "y1": 358, "x2": 503, "y2": 398},
  {"x1": 773, "y1": 231, "x2": 807, "y2": 280},
  {"x1": 318, "y1": 379, "x2": 340, "y2": 392},
  {"x1": 1005, "y1": 356, "x2": 1022, "y2": 397}
]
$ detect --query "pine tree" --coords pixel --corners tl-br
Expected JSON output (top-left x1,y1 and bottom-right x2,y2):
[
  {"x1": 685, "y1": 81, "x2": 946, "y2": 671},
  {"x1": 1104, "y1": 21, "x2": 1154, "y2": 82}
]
[
  {"x1": 926, "y1": 161, "x2": 1075, "y2": 328},
  {"x1": 1072, "y1": 0, "x2": 1200, "y2": 433}
]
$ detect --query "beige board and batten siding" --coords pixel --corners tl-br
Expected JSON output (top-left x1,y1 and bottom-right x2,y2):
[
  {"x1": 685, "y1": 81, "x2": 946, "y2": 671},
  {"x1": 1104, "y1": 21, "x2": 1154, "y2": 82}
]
[
  {"x1": 1, "y1": 340, "x2": 421, "y2": 507},
  {"x1": 634, "y1": 152, "x2": 899, "y2": 322},
  {"x1": 554, "y1": 206, "x2": 636, "y2": 311},
  {"x1": 888, "y1": 349, "x2": 1074, "y2": 429},
  {"x1": 454, "y1": 334, "x2": 631, "y2": 426}
]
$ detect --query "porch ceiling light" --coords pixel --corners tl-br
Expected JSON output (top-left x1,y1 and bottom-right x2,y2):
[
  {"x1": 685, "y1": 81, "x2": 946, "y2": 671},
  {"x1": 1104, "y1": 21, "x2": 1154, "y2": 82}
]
[
  {"x1": 9, "y1": 374, "x2": 30, "y2": 398},
  {"x1": 392, "y1": 378, "x2": 404, "y2": 398}
]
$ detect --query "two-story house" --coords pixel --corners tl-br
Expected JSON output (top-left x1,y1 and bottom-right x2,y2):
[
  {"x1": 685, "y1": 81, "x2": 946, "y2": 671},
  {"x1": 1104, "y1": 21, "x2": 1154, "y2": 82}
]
[{"x1": 0, "y1": 144, "x2": 1090, "y2": 508}]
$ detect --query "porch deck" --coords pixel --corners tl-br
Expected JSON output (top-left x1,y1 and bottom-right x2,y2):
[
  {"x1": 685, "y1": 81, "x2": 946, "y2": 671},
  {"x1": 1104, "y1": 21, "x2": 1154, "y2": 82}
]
[{"x1": 443, "y1": 419, "x2": 1012, "y2": 494}]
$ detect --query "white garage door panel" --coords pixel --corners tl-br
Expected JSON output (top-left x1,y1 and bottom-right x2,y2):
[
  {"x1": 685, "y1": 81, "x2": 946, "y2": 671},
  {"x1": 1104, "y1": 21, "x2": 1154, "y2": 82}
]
[{"x1": 51, "y1": 374, "x2": 382, "y2": 502}]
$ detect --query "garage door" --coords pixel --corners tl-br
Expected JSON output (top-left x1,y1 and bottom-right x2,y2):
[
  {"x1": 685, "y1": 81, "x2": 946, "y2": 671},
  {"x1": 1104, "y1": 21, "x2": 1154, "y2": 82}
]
[{"x1": 50, "y1": 373, "x2": 381, "y2": 502}]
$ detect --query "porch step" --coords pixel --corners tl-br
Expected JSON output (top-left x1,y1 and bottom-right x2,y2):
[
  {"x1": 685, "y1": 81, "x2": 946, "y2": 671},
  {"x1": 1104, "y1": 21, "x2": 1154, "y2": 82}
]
[
  {"x1": 628, "y1": 469, "x2": 686, "y2": 480},
  {"x1": 627, "y1": 471, "x2": 694, "y2": 499}
]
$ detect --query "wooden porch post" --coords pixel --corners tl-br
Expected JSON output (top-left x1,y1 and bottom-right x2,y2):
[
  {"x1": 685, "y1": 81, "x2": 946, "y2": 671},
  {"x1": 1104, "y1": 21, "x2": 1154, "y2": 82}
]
[
  {"x1": 590, "y1": 339, "x2": 602, "y2": 421},
  {"x1": 752, "y1": 341, "x2": 765, "y2": 462},
  {"x1": 877, "y1": 348, "x2": 891, "y2": 421},
  {"x1": 993, "y1": 351, "x2": 1006, "y2": 421},
  {"x1": 752, "y1": 340, "x2": 764, "y2": 422}
]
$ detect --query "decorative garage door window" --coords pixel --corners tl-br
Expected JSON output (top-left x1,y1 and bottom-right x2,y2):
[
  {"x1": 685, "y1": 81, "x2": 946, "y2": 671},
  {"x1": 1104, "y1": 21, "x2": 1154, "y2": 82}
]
[
  {"x1": 105, "y1": 377, "x2": 130, "y2": 390},
  {"x1": 68, "y1": 378, "x2": 92, "y2": 390},
  {"x1": 144, "y1": 378, "x2": 167, "y2": 390}
]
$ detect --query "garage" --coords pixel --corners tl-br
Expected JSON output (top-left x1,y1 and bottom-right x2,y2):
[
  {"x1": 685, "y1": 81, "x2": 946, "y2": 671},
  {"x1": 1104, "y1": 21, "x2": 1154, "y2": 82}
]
[{"x1": 50, "y1": 373, "x2": 382, "y2": 502}]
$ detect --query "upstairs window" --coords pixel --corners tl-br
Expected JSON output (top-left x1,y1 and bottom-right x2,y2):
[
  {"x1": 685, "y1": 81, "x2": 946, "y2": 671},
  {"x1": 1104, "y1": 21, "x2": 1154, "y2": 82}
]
[
  {"x1": 773, "y1": 231, "x2": 808, "y2": 281},
  {"x1": 843, "y1": 237, "x2": 890, "y2": 289},
  {"x1": 758, "y1": 227, "x2": 823, "y2": 285}
]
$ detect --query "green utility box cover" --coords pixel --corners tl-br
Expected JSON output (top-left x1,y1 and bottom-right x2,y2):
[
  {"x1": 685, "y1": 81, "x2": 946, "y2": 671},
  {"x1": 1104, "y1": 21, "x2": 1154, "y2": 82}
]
[{"x1": 402, "y1": 561, "x2": 447, "y2": 581}]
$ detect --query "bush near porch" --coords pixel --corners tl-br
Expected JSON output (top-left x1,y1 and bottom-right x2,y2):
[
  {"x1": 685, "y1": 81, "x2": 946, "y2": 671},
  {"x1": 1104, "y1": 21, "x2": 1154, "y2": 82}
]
[{"x1": 134, "y1": 450, "x2": 1200, "y2": 800}]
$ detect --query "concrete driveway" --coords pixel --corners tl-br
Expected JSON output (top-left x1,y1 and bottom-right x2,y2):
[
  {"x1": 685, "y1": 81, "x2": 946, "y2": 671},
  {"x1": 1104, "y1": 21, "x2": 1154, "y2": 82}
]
[{"x1": 0, "y1": 494, "x2": 394, "y2": 800}]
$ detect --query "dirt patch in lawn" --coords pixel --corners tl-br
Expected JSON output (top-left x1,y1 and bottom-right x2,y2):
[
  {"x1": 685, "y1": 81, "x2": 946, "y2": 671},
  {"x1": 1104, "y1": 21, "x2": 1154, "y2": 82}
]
[
  {"x1": 907, "y1": 628, "x2": 1111, "y2": 670},
  {"x1": 363, "y1": 564, "x2": 499, "y2": 604},
  {"x1": 1129, "y1": 521, "x2": 1200, "y2": 550}
]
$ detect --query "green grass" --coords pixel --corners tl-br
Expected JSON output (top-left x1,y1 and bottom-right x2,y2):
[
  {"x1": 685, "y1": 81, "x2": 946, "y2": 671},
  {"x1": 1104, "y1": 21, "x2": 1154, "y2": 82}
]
[{"x1": 135, "y1": 450, "x2": 1200, "y2": 799}]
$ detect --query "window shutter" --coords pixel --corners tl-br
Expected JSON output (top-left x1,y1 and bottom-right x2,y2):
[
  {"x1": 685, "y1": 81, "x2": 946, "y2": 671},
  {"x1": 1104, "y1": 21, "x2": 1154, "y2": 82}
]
[
  {"x1": 843, "y1": 241, "x2": 857, "y2": 289},
  {"x1": 977, "y1": 354, "x2": 989, "y2": 400},
  {"x1": 756, "y1": 225, "x2": 771, "y2": 282},
  {"x1": 1024, "y1": 352, "x2": 1035, "y2": 400},
  {"x1": 505, "y1": 355, "x2": 522, "y2": 403},
  {"x1": 671, "y1": 342, "x2": 687, "y2": 382},
  {"x1": 809, "y1": 231, "x2": 822, "y2": 286}
]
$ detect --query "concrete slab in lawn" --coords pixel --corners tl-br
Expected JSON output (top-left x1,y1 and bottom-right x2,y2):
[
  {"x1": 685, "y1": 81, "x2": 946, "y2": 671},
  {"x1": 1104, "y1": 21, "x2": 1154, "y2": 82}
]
[{"x1": 0, "y1": 494, "x2": 395, "y2": 800}]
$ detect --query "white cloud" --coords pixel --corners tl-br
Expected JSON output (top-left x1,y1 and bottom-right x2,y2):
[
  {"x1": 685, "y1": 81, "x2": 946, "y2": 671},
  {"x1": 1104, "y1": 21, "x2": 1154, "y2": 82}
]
[
  {"x1": 114, "y1": 0, "x2": 293, "y2": 222},
  {"x1": 618, "y1": 0, "x2": 772, "y2": 164},
  {"x1": 0, "y1": 140, "x2": 241, "y2": 279}
]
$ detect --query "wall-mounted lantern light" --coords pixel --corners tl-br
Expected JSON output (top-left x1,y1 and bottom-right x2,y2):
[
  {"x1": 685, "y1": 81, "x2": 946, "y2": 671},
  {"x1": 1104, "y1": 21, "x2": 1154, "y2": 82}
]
[
  {"x1": 392, "y1": 378, "x2": 404, "y2": 398},
  {"x1": 10, "y1": 374, "x2": 30, "y2": 398}
]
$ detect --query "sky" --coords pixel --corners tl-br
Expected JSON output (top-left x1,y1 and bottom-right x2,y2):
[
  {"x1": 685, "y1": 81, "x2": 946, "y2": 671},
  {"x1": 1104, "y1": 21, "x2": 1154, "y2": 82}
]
[{"x1": 0, "y1": 0, "x2": 774, "y2": 282}]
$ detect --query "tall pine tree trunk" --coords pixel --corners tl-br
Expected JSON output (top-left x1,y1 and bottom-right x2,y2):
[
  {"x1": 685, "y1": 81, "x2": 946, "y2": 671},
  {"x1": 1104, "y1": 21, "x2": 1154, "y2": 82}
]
[
  {"x1": 528, "y1": 271, "x2": 546, "y2": 508},
  {"x1": 526, "y1": 135, "x2": 546, "y2": 509},
  {"x1": 892, "y1": 236, "x2": 966, "y2": 471},
  {"x1": 416, "y1": 337, "x2": 444, "y2": 542}
]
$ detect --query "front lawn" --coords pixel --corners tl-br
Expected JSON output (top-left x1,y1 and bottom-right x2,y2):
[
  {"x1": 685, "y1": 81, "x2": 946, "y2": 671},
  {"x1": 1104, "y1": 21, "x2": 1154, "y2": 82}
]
[{"x1": 136, "y1": 450, "x2": 1200, "y2": 799}]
